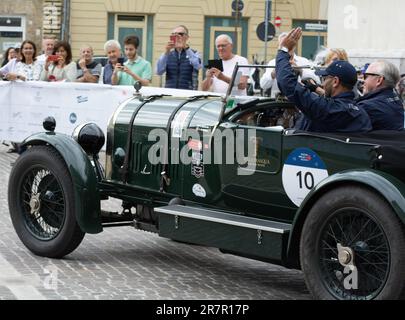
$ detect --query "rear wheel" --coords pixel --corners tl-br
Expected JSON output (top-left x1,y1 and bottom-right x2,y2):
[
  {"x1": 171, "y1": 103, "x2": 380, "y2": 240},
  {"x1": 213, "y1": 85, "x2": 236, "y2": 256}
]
[
  {"x1": 8, "y1": 145, "x2": 85, "y2": 258},
  {"x1": 300, "y1": 185, "x2": 405, "y2": 300}
]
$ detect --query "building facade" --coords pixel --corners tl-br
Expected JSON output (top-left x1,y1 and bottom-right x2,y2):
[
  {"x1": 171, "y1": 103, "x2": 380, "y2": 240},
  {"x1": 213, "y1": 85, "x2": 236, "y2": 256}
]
[
  {"x1": 68, "y1": 0, "x2": 328, "y2": 87},
  {"x1": 0, "y1": 0, "x2": 67, "y2": 58}
]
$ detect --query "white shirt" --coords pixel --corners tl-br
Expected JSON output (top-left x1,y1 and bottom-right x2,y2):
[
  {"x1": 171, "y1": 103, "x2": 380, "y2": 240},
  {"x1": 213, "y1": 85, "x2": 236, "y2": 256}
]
[
  {"x1": 211, "y1": 55, "x2": 250, "y2": 96},
  {"x1": 0, "y1": 58, "x2": 42, "y2": 81},
  {"x1": 36, "y1": 54, "x2": 47, "y2": 67},
  {"x1": 260, "y1": 54, "x2": 318, "y2": 98}
]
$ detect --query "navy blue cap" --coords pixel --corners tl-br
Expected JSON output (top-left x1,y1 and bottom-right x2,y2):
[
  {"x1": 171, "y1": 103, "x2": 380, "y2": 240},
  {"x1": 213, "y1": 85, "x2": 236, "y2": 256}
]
[{"x1": 315, "y1": 60, "x2": 358, "y2": 86}]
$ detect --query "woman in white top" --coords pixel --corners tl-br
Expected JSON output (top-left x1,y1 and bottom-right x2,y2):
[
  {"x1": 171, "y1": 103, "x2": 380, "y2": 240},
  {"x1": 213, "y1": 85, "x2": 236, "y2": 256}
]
[
  {"x1": 41, "y1": 41, "x2": 77, "y2": 82},
  {"x1": 0, "y1": 40, "x2": 41, "y2": 81}
]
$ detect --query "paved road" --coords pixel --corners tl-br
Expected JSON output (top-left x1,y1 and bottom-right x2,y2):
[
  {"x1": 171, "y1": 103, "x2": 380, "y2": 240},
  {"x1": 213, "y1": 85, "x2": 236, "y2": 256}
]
[{"x1": 0, "y1": 144, "x2": 309, "y2": 300}]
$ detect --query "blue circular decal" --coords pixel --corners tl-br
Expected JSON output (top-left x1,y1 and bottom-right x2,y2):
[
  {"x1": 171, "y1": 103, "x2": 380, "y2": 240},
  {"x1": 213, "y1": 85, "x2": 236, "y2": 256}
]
[{"x1": 282, "y1": 148, "x2": 329, "y2": 207}]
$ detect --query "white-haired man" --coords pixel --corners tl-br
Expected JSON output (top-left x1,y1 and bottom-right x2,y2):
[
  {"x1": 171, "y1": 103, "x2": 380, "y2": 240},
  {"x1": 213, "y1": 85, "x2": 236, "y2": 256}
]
[
  {"x1": 356, "y1": 60, "x2": 404, "y2": 130},
  {"x1": 202, "y1": 34, "x2": 249, "y2": 95},
  {"x1": 103, "y1": 40, "x2": 123, "y2": 84},
  {"x1": 260, "y1": 32, "x2": 317, "y2": 98}
]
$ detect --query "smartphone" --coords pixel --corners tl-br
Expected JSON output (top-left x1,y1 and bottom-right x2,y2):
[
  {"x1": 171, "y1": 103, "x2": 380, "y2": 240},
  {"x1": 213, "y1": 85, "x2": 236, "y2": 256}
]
[
  {"x1": 206, "y1": 59, "x2": 224, "y2": 72},
  {"x1": 117, "y1": 57, "x2": 125, "y2": 65},
  {"x1": 48, "y1": 55, "x2": 59, "y2": 62},
  {"x1": 170, "y1": 35, "x2": 177, "y2": 45}
]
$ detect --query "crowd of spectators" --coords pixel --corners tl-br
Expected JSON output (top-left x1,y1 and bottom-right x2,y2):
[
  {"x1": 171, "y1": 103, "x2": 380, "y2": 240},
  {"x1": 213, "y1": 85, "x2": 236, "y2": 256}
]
[{"x1": 1, "y1": 25, "x2": 404, "y2": 134}]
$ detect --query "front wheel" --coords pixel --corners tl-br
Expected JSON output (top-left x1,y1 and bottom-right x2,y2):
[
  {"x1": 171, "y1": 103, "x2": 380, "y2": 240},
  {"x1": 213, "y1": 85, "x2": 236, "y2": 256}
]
[
  {"x1": 300, "y1": 185, "x2": 405, "y2": 300},
  {"x1": 8, "y1": 145, "x2": 85, "y2": 258}
]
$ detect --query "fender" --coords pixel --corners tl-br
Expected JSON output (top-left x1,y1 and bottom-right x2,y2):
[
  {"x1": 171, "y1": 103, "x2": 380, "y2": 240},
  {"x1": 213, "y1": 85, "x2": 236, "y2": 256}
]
[
  {"x1": 286, "y1": 169, "x2": 405, "y2": 267},
  {"x1": 22, "y1": 132, "x2": 103, "y2": 234}
]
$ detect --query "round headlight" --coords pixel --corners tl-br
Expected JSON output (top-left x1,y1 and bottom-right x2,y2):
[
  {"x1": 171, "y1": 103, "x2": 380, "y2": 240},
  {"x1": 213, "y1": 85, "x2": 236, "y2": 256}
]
[{"x1": 72, "y1": 123, "x2": 105, "y2": 155}]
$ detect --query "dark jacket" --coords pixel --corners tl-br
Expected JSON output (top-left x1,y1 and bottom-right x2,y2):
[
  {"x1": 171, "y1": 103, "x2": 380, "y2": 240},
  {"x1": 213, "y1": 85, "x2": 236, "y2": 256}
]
[
  {"x1": 357, "y1": 88, "x2": 404, "y2": 131},
  {"x1": 165, "y1": 49, "x2": 198, "y2": 90},
  {"x1": 276, "y1": 50, "x2": 372, "y2": 133}
]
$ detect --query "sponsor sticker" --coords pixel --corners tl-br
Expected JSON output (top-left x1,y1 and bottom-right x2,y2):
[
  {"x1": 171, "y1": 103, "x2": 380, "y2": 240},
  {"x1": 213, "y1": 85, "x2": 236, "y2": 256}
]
[{"x1": 192, "y1": 184, "x2": 207, "y2": 198}]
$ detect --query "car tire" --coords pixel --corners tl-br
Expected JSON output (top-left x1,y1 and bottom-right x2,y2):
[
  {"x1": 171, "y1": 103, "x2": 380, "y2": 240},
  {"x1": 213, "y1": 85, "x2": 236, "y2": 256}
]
[
  {"x1": 300, "y1": 185, "x2": 405, "y2": 300},
  {"x1": 8, "y1": 145, "x2": 85, "y2": 258}
]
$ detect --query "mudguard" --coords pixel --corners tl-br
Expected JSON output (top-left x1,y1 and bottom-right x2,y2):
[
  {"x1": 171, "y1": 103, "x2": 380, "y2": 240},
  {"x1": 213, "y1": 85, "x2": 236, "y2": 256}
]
[
  {"x1": 22, "y1": 132, "x2": 103, "y2": 234},
  {"x1": 287, "y1": 169, "x2": 405, "y2": 266}
]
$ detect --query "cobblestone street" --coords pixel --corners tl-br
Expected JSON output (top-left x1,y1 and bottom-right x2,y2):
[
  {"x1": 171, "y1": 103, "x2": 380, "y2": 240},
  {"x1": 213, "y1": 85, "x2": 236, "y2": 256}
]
[{"x1": 0, "y1": 145, "x2": 309, "y2": 300}]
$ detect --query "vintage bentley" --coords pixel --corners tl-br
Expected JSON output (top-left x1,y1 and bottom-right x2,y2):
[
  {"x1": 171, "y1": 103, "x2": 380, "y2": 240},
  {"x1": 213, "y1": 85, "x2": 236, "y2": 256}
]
[{"x1": 7, "y1": 69, "x2": 405, "y2": 300}]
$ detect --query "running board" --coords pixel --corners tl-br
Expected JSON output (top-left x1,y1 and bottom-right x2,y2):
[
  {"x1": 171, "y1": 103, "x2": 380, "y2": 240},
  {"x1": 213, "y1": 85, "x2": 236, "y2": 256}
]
[{"x1": 155, "y1": 205, "x2": 291, "y2": 262}]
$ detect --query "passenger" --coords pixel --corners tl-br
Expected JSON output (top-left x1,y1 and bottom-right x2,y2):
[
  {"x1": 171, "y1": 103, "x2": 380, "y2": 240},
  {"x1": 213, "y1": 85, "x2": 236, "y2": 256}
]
[
  {"x1": 260, "y1": 32, "x2": 318, "y2": 98},
  {"x1": 324, "y1": 48, "x2": 349, "y2": 67},
  {"x1": 156, "y1": 25, "x2": 202, "y2": 90},
  {"x1": 112, "y1": 35, "x2": 152, "y2": 86},
  {"x1": 201, "y1": 34, "x2": 249, "y2": 95},
  {"x1": 356, "y1": 60, "x2": 404, "y2": 130},
  {"x1": 76, "y1": 45, "x2": 102, "y2": 83},
  {"x1": 276, "y1": 28, "x2": 372, "y2": 133},
  {"x1": 40, "y1": 41, "x2": 77, "y2": 82},
  {"x1": 102, "y1": 40, "x2": 123, "y2": 85}
]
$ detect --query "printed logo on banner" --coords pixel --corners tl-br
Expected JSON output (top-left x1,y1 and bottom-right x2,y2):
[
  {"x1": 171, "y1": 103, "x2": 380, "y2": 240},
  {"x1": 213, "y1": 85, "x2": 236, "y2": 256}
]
[
  {"x1": 69, "y1": 113, "x2": 77, "y2": 124},
  {"x1": 282, "y1": 148, "x2": 329, "y2": 207},
  {"x1": 12, "y1": 112, "x2": 22, "y2": 119},
  {"x1": 34, "y1": 91, "x2": 43, "y2": 103},
  {"x1": 77, "y1": 96, "x2": 89, "y2": 104}
]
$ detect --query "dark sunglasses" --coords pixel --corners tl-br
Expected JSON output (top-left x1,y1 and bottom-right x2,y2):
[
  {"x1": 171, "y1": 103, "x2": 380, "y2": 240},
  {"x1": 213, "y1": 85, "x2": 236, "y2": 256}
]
[
  {"x1": 320, "y1": 75, "x2": 335, "y2": 82},
  {"x1": 172, "y1": 32, "x2": 186, "y2": 37},
  {"x1": 364, "y1": 72, "x2": 385, "y2": 80}
]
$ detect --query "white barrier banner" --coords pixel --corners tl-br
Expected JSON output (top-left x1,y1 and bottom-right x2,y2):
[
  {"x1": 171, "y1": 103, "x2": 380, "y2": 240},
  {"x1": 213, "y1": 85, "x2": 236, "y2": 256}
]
[{"x1": 0, "y1": 81, "x2": 221, "y2": 143}]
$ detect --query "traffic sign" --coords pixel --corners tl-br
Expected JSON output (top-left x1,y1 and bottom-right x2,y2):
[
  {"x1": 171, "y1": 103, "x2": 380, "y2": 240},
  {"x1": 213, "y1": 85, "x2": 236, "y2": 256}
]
[
  {"x1": 275, "y1": 16, "x2": 282, "y2": 27},
  {"x1": 256, "y1": 21, "x2": 276, "y2": 42},
  {"x1": 232, "y1": 0, "x2": 244, "y2": 12},
  {"x1": 305, "y1": 23, "x2": 327, "y2": 31}
]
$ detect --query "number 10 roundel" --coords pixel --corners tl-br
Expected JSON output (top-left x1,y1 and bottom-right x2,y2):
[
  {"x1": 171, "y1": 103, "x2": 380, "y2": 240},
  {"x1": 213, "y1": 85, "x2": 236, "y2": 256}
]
[{"x1": 282, "y1": 148, "x2": 329, "y2": 207}]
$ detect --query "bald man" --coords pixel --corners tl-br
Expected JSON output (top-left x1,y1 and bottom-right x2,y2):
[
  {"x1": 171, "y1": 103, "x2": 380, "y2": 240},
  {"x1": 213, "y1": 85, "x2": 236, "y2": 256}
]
[{"x1": 76, "y1": 45, "x2": 102, "y2": 83}]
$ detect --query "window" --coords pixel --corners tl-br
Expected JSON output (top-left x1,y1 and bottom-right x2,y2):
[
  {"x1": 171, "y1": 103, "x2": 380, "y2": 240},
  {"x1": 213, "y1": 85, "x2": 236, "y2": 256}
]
[{"x1": 0, "y1": 16, "x2": 25, "y2": 56}]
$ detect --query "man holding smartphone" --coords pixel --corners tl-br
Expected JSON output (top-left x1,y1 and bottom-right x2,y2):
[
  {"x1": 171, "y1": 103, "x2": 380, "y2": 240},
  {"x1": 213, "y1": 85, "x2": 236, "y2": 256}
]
[
  {"x1": 202, "y1": 34, "x2": 249, "y2": 95},
  {"x1": 102, "y1": 40, "x2": 123, "y2": 85},
  {"x1": 112, "y1": 35, "x2": 152, "y2": 86},
  {"x1": 156, "y1": 25, "x2": 202, "y2": 90}
]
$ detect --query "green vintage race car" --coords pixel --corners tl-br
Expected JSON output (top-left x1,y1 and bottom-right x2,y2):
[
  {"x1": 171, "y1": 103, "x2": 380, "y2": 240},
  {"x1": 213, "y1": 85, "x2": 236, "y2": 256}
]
[{"x1": 7, "y1": 78, "x2": 405, "y2": 300}]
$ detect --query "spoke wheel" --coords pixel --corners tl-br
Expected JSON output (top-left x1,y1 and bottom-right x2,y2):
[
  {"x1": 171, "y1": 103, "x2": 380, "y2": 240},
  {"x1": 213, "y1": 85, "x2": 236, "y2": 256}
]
[
  {"x1": 300, "y1": 185, "x2": 405, "y2": 300},
  {"x1": 8, "y1": 145, "x2": 85, "y2": 258},
  {"x1": 21, "y1": 167, "x2": 66, "y2": 241},
  {"x1": 319, "y1": 208, "x2": 390, "y2": 300}
]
